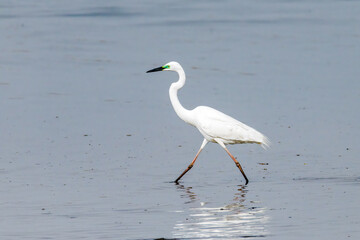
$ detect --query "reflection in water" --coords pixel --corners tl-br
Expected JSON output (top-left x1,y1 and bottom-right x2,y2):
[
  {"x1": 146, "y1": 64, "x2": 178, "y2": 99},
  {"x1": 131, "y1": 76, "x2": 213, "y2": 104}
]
[
  {"x1": 176, "y1": 184, "x2": 197, "y2": 204},
  {"x1": 173, "y1": 185, "x2": 269, "y2": 239}
]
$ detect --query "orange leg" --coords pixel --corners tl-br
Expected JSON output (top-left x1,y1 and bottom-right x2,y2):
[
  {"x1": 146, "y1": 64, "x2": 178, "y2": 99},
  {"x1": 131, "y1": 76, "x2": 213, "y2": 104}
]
[
  {"x1": 224, "y1": 148, "x2": 249, "y2": 185},
  {"x1": 174, "y1": 139, "x2": 208, "y2": 183}
]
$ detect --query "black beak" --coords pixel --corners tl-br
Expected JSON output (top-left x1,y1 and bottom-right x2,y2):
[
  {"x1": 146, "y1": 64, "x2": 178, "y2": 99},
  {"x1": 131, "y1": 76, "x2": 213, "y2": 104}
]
[{"x1": 146, "y1": 66, "x2": 163, "y2": 73}]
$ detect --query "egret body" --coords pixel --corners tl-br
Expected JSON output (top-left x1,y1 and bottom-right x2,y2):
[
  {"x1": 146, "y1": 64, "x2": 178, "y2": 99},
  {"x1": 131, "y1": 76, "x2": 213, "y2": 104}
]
[{"x1": 146, "y1": 61, "x2": 269, "y2": 185}]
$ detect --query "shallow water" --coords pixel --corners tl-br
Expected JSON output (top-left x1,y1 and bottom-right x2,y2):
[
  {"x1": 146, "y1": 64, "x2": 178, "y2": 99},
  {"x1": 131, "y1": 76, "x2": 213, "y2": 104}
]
[{"x1": 1, "y1": 0, "x2": 360, "y2": 239}]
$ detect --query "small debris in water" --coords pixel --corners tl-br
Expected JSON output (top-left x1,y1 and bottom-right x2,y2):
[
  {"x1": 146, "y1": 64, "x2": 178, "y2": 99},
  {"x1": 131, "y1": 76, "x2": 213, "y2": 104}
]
[
  {"x1": 178, "y1": 145, "x2": 182, "y2": 147},
  {"x1": 258, "y1": 162, "x2": 269, "y2": 165},
  {"x1": 154, "y1": 238, "x2": 177, "y2": 240},
  {"x1": 126, "y1": 134, "x2": 132, "y2": 136},
  {"x1": 84, "y1": 134, "x2": 88, "y2": 137},
  {"x1": 296, "y1": 154, "x2": 300, "y2": 156},
  {"x1": 346, "y1": 147, "x2": 349, "y2": 150}
]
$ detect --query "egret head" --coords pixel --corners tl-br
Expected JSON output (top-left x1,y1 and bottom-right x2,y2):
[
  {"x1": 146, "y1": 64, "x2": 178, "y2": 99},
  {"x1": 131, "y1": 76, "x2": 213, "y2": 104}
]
[{"x1": 146, "y1": 61, "x2": 182, "y2": 73}]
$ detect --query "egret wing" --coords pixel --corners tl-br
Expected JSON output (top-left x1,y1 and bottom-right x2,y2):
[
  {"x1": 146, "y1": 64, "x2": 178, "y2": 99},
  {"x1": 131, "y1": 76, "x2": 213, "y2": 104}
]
[{"x1": 194, "y1": 106, "x2": 266, "y2": 144}]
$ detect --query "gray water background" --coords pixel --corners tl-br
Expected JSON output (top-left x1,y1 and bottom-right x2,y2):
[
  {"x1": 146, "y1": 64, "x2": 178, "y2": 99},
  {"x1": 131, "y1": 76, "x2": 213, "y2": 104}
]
[{"x1": 1, "y1": 0, "x2": 360, "y2": 239}]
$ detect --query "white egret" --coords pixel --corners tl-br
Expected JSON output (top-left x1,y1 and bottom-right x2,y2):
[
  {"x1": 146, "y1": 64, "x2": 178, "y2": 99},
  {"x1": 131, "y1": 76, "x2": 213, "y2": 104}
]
[{"x1": 147, "y1": 61, "x2": 270, "y2": 185}]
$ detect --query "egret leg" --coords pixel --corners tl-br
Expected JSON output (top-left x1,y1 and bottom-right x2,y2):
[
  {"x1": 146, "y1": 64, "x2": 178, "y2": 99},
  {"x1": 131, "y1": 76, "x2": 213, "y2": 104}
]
[
  {"x1": 215, "y1": 139, "x2": 249, "y2": 185},
  {"x1": 175, "y1": 139, "x2": 208, "y2": 183}
]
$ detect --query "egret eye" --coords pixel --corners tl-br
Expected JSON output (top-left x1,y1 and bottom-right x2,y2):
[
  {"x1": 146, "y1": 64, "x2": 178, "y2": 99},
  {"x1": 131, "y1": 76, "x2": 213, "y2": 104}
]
[{"x1": 163, "y1": 65, "x2": 170, "y2": 69}]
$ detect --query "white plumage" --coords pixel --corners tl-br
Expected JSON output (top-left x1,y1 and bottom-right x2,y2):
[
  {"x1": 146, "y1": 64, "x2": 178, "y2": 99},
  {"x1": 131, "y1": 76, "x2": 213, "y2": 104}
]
[
  {"x1": 147, "y1": 61, "x2": 270, "y2": 185},
  {"x1": 192, "y1": 106, "x2": 270, "y2": 148}
]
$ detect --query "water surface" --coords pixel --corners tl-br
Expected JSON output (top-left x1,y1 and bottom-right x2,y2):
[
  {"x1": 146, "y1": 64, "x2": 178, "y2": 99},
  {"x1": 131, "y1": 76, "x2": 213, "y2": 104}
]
[{"x1": 1, "y1": 0, "x2": 360, "y2": 239}]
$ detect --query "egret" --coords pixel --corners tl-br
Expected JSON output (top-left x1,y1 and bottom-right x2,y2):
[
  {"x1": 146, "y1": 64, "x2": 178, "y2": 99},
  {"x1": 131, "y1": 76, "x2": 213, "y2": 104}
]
[{"x1": 146, "y1": 61, "x2": 270, "y2": 185}]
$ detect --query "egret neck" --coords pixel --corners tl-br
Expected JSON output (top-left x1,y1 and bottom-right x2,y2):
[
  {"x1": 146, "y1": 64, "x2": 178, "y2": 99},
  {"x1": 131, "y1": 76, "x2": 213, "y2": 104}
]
[{"x1": 169, "y1": 67, "x2": 194, "y2": 126}]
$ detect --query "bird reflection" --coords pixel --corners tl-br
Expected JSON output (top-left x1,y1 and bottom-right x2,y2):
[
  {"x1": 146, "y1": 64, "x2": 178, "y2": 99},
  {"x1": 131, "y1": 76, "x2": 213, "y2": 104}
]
[
  {"x1": 176, "y1": 184, "x2": 197, "y2": 204},
  {"x1": 173, "y1": 184, "x2": 269, "y2": 239}
]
